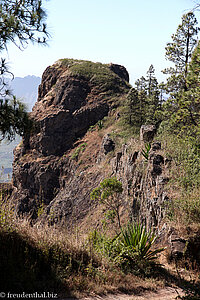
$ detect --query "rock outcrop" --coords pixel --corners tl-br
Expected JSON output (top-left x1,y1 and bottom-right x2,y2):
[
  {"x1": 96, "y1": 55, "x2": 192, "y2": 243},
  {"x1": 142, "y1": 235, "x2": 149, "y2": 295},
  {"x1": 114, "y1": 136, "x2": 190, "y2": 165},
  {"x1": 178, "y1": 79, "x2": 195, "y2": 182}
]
[
  {"x1": 111, "y1": 139, "x2": 170, "y2": 231},
  {"x1": 140, "y1": 125, "x2": 156, "y2": 143},
  {"x1": 11, "y1": 59, "x2": 130, "y2": 220},
  {"x1": 11, "y1": 59, "x2": 170, "y2": 234},
  {"x1": 27, "y1": 60, "x2": 129, "y2": 156},
  {"x1": 108, "y1": 63, "x2": 129, "y2": 83}
]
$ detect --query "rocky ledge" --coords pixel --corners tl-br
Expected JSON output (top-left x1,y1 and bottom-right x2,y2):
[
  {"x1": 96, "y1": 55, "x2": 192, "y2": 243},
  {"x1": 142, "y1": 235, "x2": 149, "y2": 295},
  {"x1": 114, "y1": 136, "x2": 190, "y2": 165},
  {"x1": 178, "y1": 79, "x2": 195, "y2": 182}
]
[{"x1": 11, "y1": 59, "x2": 130, "y2": 220}]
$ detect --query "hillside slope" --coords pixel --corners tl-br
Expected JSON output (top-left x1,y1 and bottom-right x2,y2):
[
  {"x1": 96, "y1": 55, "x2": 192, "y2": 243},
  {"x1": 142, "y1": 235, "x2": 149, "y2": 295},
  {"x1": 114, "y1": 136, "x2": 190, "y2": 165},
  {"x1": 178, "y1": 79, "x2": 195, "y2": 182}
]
[{"x1": 9, "y1": 59, "x2": 195, "y2": 239}]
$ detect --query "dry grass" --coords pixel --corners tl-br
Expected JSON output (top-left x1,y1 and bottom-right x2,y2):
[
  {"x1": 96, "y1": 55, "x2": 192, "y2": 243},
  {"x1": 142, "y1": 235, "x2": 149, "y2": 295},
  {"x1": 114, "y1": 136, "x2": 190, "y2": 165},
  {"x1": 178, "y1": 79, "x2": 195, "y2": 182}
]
[
  {"x1": 0, "y1": 212, "x2": 163, "y2": 298},
  {"x1": 0, "y1": 189, "x2": 164, "y2": 297},
  {"x1": 1, "y1": 184, "x2": 200, "y2": 298}
]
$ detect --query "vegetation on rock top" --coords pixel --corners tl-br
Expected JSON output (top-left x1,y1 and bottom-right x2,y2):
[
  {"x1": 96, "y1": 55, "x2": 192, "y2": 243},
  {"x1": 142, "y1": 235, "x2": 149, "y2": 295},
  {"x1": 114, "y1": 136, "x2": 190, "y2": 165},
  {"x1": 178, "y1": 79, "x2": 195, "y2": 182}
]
[{"x1": 58, "y1": 58, "x2": 130, "y2": 95}]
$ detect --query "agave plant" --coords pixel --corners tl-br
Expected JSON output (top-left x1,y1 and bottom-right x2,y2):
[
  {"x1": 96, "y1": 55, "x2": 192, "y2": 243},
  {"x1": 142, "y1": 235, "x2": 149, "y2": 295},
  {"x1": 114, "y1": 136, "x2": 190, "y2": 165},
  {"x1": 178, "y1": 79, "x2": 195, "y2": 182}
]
[
  {"x1": 141, "y1": 143, "x2": 151, "y2": 160},
  {"x1": 118, "y1": 223, "x2": 164, "y2": 261}
]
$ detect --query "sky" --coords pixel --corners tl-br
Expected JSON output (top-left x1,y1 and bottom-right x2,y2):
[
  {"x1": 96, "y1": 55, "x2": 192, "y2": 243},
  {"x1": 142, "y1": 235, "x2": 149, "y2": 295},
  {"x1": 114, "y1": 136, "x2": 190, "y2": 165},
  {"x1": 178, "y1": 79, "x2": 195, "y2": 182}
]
[{"x1": 3, "y1": 0, "x2": 200, "y2": 85}]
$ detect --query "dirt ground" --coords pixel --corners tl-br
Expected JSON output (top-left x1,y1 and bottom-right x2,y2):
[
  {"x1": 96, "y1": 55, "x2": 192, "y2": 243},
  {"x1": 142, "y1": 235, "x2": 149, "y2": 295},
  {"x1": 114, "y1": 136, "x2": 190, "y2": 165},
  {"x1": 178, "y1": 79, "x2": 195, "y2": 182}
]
[{"x1": 62, "y1": 287, "x2": 185, "y2": 300}]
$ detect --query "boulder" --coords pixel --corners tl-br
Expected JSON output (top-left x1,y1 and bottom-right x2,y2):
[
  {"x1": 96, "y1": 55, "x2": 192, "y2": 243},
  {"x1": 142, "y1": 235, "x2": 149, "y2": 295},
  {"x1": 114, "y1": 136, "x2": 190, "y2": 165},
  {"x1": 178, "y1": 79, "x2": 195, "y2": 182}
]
[
  {"x1": 140, "y1": 125, "x2": 156, "y2": 143},
  {"x1": 169, "y1": 232, "x2": 187, "y2": 259},
  {"x1": 151, "y1": 141, "x2": 161, "y2": 151},
  {"x1": 101, "y1": 134, "x2": 115, "y2": 154}
]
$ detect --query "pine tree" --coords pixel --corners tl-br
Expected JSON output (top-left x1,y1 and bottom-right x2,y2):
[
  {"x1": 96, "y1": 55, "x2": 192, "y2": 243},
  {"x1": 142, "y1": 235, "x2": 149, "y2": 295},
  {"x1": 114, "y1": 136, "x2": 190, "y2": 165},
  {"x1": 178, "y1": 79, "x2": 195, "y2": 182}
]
[
  {"x1": 134, "y1": 65, "x2": 161, "y2": 126},
  {"x1": 0, "y1": 0, "x2": 48, "y2": 50},
  {"x1": 161, "y1": 12, "x2": 200, "y2": 136},
  {"x1": 183, "y1": 41, "x2": 200, "y2": 130},
  {"x1": 135, "y1": 76, "x2": 147, "y2": 92},
  {"x1": 0, "y1": 0, "x2": 49, "y2": 141},
  {"x1": 146, "y1": 64, "x2": 158, "y2": 97},
  {"x1": 163, "y1": 12, "x2": 199, "y2": 93},
  {"x1": 0, "y1": 96, "x2": 33, "y2": 141},
  {"x1": 125, "y1": 88, "x2": 146, "y2": 129},
  {"x1": 145, "y1": 65, "x2": 160, "y2": 123}
]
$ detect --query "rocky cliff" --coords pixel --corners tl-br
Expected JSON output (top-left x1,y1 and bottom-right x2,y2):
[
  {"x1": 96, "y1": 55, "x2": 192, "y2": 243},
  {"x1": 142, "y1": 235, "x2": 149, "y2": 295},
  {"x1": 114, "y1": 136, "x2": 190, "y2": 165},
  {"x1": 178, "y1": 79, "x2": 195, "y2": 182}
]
[
  {"x1": 11, "y1": 60, "x2": 130, "y2": 221},
  {"x1": 11, "y1": 59, "x2": 170, "y2": 233}
]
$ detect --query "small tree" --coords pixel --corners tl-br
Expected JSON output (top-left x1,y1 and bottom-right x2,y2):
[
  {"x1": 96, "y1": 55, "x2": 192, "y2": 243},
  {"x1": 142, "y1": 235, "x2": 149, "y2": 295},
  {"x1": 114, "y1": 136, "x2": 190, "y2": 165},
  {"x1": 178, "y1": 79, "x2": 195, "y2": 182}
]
[
  {"x1": 90, "y1": 177, "x2": 123, "y2": 229},
  {"x1": 135, "y1": 76, "x2": 147, "y2": 92},
  {"x1": 133, "y1": 65, "x2": 161, "y2": 127}
]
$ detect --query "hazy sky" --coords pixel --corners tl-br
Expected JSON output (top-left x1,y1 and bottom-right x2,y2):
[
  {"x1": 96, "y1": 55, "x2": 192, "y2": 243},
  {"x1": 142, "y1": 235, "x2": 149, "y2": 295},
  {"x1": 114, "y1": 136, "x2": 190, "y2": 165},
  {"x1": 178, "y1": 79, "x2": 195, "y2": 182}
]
[{"x1": 3, "y1": 0, "x2": 199, "y2": 85}]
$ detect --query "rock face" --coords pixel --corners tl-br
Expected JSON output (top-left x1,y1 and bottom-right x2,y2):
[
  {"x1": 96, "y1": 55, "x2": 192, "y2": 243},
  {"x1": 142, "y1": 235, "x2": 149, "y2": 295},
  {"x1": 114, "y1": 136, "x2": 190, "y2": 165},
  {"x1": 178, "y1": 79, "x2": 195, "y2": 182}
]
[
  {"x1": 108, "y1": 63, "x2": 129, "y2": 83},
  {"x1": 17, "y1": 59, "x2": 130, "y2": 157},
  {"x1": 111, "y1": 140, "x2": 170, "y2": 231},
  {"x1": 11, "y1": 59, "x2": 130, "y2": 220},
  {"x1": 100, "y1": 134, "x2": 115, "y2": 155}
]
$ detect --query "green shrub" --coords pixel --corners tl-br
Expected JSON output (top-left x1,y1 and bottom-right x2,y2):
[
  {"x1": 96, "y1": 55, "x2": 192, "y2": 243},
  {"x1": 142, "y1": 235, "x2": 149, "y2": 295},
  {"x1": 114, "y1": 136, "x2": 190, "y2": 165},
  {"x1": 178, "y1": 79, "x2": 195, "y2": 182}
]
[
  {"x1": 88, "y1": 229, "x2": 118, "y2": 259},
  {"x1": 167, "y1": 192, "x2": 200, "y2": 224},
  {"x1": 97, "y1": 120, "x2": 103, "y2": 130},
  {"x1": 157, "y1": 133, "x2": 200, "y2": 224},
  {"x1": 89, "y1": 223, "x2": 164, "y2": 274},
  {"x1": 88, "y1": 120, "x2": 104, "y2": 132},
  {"x1": 171, "y1": 137, "x2": 200, "y2": 191},
  {"x1": 117, "y1": 223, "x2": 164, "y2": 261},
  {"x1": 58, "y1": 59, "x2": 130, "y2": 96}
]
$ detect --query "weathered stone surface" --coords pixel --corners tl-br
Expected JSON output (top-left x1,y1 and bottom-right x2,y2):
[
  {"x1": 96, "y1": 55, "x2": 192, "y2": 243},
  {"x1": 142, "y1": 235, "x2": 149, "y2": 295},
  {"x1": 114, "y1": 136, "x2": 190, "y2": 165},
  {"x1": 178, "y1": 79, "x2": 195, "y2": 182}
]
[
  {"x1": 101, "y1": 134, "x2": 115, "y2": 154},
  {"x1": 169, "y1": 230, "x2": 187, "y2": 258},
  {"x1": 140, "y1": 125, "x2": 156, "y2": 143},
  {"x1": 151, "y1": 154, "x2": 164, "y2": 176},
  {"x1": 109, "y1": 63, "x2": 129, "y2": 82},
  {"x1": 11, "y1": 59, "x2": 130, "y2": 220},
  {"x1": 186, "y1": 232, "x2": 200, "y2": 262},
  {"x1": 151, "y1": 141, "x2": 161, "y2": 151},
  {"x1": 21, "y1": 60, "x2": 130, "y2": 157},
  {"x1": 168, "y1": 230, "x2": 200, "y2": 262},
  {"x1": 96, "y1": 134, "x2": 116, "y2": 164},
  {"x1": 111, "y1": 139, "x2": 170, "y2": 231}
]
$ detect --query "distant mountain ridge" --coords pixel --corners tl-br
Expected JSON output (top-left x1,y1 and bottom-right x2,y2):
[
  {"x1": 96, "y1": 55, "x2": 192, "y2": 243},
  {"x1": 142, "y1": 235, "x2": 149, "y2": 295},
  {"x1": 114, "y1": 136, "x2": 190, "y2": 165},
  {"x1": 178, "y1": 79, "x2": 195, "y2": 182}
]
[{"x1": 11, "y1": 75, "x2": 41, "y2": 111}]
